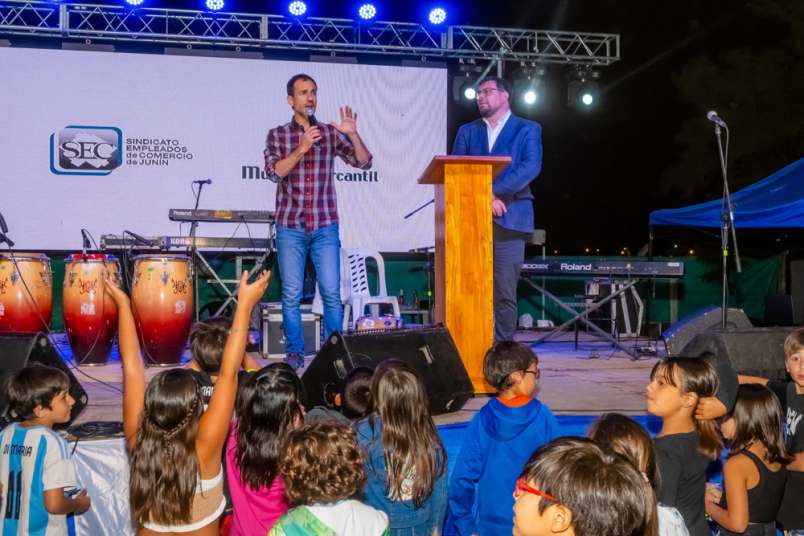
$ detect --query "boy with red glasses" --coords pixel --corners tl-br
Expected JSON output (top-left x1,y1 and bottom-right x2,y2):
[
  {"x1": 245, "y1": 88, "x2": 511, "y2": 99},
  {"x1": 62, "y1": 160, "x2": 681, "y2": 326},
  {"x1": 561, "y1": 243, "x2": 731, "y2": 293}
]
[{"x1": 513, "y1": 437, "x2": 655, "y2": 536}]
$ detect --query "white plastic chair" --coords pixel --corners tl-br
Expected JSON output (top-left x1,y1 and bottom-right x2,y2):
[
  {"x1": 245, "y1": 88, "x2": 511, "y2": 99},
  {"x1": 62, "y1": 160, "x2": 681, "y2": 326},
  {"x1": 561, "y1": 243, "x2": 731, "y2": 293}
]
[{"x1": 312, "y1": 248, "x2": 401, "y2": 330}]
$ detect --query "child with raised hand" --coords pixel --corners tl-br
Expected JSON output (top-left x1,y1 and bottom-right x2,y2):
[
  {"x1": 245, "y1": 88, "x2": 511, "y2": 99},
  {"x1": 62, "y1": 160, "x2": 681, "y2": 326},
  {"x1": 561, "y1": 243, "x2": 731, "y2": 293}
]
[
  {"x1": 512, "y1": 437, "x2": 654, "y2": 536},
  {"x1": 226, "y1": 362, "x2": 303, "y2": 535},
  {"x1": 104, "y1": 268, "x2": 269, "y2": 535},
  {"x1": 270, "y1": 422, "x2": 389, "y2": 536},
  {"x1": 589, "y1": 413, "x2": 688, "y2": 536},
  {"x1": 448, "y1": 341, "x2": 560, "y2": 536},
  {"x1": 355, "y1": 360, "x2": 448, "y2": 535},
  {"x1": 0, "y1": 365, "x2": 91, "y2": 535},
  {"x1": 704, "y1": 384, "x2": 790, "y2": 536},
  {"x1": 646, "y1": 357, "x2": 722, "y2": 536}
]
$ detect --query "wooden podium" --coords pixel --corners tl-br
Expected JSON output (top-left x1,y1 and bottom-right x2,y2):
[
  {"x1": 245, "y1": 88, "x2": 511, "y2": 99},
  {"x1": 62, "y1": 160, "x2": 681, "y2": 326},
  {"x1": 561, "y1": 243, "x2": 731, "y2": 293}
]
[{"x1": 417, "y1": 155, "x2": 511, "y2": 393}]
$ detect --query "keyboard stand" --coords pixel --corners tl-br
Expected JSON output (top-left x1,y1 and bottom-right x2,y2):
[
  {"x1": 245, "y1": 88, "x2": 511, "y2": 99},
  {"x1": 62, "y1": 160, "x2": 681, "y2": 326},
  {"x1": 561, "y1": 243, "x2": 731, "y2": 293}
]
[{"x1": 520, "y1": 276, "x2": 638, "y2": 358}]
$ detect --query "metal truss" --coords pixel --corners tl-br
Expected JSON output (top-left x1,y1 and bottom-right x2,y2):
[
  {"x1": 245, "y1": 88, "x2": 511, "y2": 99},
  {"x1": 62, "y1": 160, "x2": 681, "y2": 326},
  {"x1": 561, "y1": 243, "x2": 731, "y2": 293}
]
[{"x1": 0, "y1": 0, "x2": 620, "y2": 66}]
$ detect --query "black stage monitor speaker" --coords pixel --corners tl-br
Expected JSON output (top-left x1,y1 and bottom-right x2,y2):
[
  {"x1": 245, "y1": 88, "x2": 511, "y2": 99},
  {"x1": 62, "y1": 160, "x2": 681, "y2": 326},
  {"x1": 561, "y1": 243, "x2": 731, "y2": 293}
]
[
  {"x1": 302, "y1": 326, "x2": 474, "y2": 416},
  {"x1": 662, "y1": 305, "x2": 752, "y2": 357},
  {"x1": 679, "y1": 328, "x2": 791, "y2": 382},
  {"x1": 0, "y1": 332, "x2": 89, "y2": 427}
]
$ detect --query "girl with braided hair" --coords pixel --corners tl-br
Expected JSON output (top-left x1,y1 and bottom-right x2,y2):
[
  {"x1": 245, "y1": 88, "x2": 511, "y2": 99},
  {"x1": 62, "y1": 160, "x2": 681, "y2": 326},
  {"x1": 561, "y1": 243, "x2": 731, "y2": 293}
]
[{"x1": 104, "y1": 269, "x2": 270, "y2": 535}]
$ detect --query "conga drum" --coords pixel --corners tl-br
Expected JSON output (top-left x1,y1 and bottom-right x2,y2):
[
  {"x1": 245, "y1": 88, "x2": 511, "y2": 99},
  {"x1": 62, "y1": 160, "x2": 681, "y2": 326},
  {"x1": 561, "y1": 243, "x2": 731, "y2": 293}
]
[
  {"x1": 131, "y1": 255, "x2": 193, "y2": 365},
  {"x1": 62, "y1": 254, "x2": 120, "y2": 365},
  {"x1": 0, "y1": 252, "x2": 52, "y2": 333}
]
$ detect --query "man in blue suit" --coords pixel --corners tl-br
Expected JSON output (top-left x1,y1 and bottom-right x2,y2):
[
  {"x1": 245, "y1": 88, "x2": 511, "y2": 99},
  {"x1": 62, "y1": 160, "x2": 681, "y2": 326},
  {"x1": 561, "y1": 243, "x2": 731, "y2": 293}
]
[{"x1": 452, "y1": 77, "x2": 543, "y2": 341}]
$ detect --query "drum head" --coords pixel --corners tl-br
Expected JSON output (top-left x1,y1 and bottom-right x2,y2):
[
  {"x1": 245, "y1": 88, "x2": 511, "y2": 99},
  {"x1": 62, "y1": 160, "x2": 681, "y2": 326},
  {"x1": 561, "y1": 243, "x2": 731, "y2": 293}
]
[
  {"x1": 0, "y1": 252, "x2": 50, "y2": 262},
  {"x1": 132, "y1": 254, "x2": 191, "y2": 263},
  {"x1": 65, "y1": 253, "x2": 118, "y2": 263}
]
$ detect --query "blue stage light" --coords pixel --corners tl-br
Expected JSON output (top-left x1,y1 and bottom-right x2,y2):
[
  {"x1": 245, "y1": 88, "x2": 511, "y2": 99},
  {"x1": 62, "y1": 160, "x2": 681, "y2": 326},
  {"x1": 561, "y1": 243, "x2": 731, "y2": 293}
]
[
  {"x1": 358, "y1": 3, "x2": 377, "y2": 20},
  {"x1": 428, "y1": 7, "x2": 446, "y2": 25},
  {"x1": 206, "y1": 0, "x2": 223, "y2": 10},
  {"x1": 288, "y1": 0, "x2": 307, "y2": 16},
  {"x1": 125, "y1": 0, "x2": 144, "y2": 5}
]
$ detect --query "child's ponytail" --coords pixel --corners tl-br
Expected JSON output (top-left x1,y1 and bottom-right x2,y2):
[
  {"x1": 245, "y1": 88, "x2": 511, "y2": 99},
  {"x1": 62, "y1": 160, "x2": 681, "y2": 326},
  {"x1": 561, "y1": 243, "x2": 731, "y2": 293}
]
[{"x1": 661, "y1": 357, "x2": 723, "y2": 460}]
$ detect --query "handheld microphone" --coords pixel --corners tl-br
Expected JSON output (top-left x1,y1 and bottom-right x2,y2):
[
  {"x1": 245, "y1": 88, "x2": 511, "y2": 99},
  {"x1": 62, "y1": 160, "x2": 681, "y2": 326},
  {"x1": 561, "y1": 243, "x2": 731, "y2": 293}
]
[
  {"x1": 192, "y1": 179, "x2": 212, "y2": 185},
  {"x1": 124, "y1": 230, "x2": 155, "y2": 247},
  {"x1": 81, "y1": 228, "x2": 91, "y2": 260},
  {"x1": 305, "y1": 107, "x2": 318, "y2": 128},
  {"x1": 707, "y1": 110, "x2": 727, "y2": 128}
]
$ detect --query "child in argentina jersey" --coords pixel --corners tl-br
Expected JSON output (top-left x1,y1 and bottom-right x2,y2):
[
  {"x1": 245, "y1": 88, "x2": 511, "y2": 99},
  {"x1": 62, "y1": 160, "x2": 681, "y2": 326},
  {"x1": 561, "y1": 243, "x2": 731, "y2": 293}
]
[{"x1": 0, "y1": 422, "x2": 79, "y2": 536}]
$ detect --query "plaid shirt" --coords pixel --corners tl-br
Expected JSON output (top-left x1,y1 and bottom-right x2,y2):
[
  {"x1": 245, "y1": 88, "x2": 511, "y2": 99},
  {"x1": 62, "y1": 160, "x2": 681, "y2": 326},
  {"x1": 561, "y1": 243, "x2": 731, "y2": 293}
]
[{"x1": 264, "y1": 119, "x2": 372, "y2": 232}]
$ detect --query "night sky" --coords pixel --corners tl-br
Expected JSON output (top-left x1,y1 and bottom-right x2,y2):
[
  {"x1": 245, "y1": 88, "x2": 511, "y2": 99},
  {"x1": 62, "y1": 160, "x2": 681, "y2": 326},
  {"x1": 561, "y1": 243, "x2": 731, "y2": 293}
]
[{"x1": 15, "y1": 0, "x2": 802, "y2": 255}]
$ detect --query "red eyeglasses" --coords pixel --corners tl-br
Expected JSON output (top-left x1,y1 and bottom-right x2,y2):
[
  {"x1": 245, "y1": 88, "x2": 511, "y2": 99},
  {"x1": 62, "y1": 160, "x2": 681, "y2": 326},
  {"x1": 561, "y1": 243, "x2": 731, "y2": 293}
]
[{"x1": 514, "y1": 478, "x2": 556, "y2": 501}]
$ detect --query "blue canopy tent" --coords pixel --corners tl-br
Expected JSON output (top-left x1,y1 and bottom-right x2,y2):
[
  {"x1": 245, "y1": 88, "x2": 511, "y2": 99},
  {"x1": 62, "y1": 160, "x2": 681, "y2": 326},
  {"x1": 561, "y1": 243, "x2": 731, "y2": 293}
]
[
  {"x1": 650, "y1": 157, "x2": 804, "y2": 229},
  {"x1": 647, "y1": 157, "x2": 804, "y2": 323}
]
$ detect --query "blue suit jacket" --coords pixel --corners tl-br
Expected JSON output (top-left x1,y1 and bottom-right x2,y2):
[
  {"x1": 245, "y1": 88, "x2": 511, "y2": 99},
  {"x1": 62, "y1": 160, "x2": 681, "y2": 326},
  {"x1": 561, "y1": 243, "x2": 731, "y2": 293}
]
[{"x1": 451, "y1": 114, "x2": 542, "y2": 233}]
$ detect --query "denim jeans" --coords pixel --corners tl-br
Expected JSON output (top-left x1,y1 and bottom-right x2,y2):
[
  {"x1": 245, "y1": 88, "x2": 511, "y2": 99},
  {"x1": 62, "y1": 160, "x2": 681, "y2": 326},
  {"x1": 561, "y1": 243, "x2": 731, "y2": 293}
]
[{"x1": 276, "y1": 223, "x2": 343, "y2": 354}]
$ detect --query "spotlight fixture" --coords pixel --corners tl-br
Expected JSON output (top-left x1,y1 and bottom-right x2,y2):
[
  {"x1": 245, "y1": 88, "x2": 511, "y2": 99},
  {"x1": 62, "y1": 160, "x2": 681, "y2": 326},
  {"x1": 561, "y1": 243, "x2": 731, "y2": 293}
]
[
  {"x1": 358, "y1": 3, "x2": 377, "y2": 20},
  {"x1": 206, "y1": 0, "x2": 224, "y2": 10},
  {"x1": 515, "y1": 66, "x2": 546, "y2": 107},
  {"x1": 125, "y1": 0, "x2": 144, "y2": 5},
  {"x1": 428, "y1": 7, "x2": 446, "y2": 25},
  {"x1": 567, "y1": 68, "x2": 600, "y2": 110},
  {"x1": 288, "y1": 0, "x2": 307, "y2": 16}
]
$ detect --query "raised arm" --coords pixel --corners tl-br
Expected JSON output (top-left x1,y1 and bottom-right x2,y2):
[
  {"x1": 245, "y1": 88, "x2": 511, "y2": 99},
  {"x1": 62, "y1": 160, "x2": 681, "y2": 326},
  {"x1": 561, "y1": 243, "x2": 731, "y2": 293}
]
[
  {"x1": 196, "y1": 270, "x2": 270, "y2": 466},
  {"x1": 103, "y1": 277, "x2": 145, "y2": 451}
]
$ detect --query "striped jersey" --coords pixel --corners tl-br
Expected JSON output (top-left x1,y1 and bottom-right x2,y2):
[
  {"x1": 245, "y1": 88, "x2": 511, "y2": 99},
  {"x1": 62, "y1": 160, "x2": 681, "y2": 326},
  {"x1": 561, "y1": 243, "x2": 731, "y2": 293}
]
[{"x1": 0, "y1": 423, "x2": 77, "y2": 536}]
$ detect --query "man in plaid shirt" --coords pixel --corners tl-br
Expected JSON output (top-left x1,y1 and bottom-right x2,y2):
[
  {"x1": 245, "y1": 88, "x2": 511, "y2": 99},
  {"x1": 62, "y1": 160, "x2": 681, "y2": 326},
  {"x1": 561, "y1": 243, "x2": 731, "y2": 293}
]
[{"x1": 264, "y1": 73, "x2": 372, "y2": 369}]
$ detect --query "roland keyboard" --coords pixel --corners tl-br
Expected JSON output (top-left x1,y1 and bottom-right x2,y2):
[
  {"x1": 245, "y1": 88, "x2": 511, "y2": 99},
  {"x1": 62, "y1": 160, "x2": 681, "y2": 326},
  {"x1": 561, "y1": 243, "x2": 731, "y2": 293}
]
[
  {"x1": 169, "y1": 209, "x2": 275, "y2": 224},
  {"x1": 521, "y1": 259, "x2": 684, "y2": 278}
]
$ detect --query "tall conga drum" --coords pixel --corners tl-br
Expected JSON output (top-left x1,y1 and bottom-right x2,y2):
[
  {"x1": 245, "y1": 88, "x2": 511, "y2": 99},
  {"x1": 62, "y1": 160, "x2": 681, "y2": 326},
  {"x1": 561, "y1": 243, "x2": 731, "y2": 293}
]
[
  {"x1": 0, "y1": 252, "x2": 52, "y2": 333},
  {"x1": 131, "y1": 255, "x2": 194, "y2": 366},
  {"x1": 62, "y1": 254, "x2": 120, "y2": 365}
]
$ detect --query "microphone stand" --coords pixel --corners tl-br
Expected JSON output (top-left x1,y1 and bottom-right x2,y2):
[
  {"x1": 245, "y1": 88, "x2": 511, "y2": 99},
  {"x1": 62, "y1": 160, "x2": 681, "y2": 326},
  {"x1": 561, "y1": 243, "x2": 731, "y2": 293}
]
[
  {"x1": 189, "y1": 181, "x2": 207, "y2": 322},
  {"x1": 714, "y1": 123, "x2": 742, "y2": 329},
  {"x1": 404, "y1": 199, "x2": 434, "y2": 220}
]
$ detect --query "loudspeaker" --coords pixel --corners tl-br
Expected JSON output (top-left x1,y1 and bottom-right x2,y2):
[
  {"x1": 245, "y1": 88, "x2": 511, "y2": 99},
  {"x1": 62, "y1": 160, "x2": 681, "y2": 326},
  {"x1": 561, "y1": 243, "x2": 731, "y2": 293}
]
[
  {"x1": 679, "y1": 328, "x2": 790, "y2": 381},
  {"x1": 301, "y1": 326, "x2": 473, "y2": 415},
  {"x1": 662, "y1": 305, "x2": 752, "y2": 357},
  {"x1": 0, "y1": 332, "x2": 89, "y2": 427}
]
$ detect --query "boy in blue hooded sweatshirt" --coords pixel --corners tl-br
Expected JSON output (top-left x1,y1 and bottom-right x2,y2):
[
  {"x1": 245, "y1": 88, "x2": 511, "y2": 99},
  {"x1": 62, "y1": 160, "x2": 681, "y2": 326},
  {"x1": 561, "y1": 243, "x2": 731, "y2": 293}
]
[{"x1": 447, "y1": 341, "x2": 560, "y2": 536}]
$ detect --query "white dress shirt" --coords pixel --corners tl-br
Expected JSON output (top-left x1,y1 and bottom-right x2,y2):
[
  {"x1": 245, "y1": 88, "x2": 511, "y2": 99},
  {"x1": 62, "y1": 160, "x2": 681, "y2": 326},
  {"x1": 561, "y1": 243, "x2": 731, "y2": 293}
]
[{"x1": 483, "y1": 110, "x2": 511, "y2": 152}]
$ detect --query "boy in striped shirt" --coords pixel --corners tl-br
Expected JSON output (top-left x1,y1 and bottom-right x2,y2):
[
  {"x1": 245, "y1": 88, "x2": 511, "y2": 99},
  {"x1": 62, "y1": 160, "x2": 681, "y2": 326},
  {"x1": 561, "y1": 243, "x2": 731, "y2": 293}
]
[{"x1": 1, "y1": 365, "x2": 91, "y2": 535}]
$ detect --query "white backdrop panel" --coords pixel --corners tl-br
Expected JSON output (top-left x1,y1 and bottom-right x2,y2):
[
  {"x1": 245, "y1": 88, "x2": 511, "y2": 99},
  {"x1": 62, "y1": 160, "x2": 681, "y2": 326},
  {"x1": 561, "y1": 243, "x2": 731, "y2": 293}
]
[{"x1": 0, "y1": 47, "x2": 444, "y2": 252}]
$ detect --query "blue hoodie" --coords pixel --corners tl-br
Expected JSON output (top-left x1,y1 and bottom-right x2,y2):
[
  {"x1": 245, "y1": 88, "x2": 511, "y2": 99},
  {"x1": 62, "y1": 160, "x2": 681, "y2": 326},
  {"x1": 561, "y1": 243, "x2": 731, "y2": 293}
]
[{"x1": 447, "y1": 398, "x2": 560, "y2": 536}]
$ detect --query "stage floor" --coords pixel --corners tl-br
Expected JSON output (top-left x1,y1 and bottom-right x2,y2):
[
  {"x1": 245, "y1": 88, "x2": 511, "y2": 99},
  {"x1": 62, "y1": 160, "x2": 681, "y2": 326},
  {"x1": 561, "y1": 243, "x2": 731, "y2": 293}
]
[{"x1": 53, "y1": 330, "x2": 664, "y2": 427}]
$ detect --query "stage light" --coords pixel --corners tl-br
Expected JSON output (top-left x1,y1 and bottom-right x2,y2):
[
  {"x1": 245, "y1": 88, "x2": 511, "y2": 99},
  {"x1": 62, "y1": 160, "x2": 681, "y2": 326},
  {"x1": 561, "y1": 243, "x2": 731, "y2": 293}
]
[
  {"x1": 567, "y1": 68, "x2": 600, "y2": 110},
  {"x1": 428, "y1": 7, "x2": 446, "y2": 25},
  {"x1": 358, "y1": 3, "x2": 377, "y2": 20},
  {"x1": 463, "y1": 86, "x2": 476, "y2": 100},
  {"x1": 206, "y1": 0, "x2": 224, "y2": 10},
  {"x1": 515, "y1": 66, "x2": 546, "y2": 108},
  {"x1": 125, "y1": 0, "x2": 144, "y2": 5},
  {"x1": 288, "y1": 0, "x2": 307, "y2": 16}
]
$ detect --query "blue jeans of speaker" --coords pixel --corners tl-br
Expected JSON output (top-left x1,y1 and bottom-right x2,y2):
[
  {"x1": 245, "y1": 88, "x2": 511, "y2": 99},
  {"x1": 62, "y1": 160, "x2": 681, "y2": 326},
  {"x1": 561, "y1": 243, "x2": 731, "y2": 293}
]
[{"x1": 276, "y1": 223, "x2": 343, "y2": 354}]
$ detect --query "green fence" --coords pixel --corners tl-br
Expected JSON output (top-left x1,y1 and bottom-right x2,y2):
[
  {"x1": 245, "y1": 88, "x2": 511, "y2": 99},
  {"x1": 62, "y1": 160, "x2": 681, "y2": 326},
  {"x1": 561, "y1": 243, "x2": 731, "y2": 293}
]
[{"x1": 40, "y1": 253, "x2": 780, "y2": 331}]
